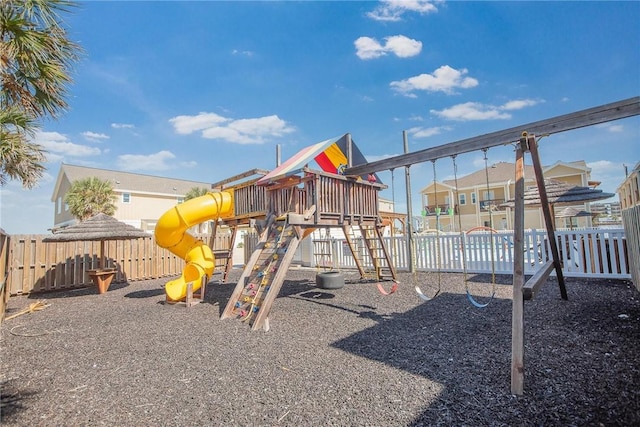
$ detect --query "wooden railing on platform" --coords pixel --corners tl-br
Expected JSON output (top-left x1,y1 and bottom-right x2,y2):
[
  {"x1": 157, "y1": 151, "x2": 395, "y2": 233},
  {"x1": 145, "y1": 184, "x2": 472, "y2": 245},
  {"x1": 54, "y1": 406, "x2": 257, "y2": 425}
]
[
  {"x1": 3, "y1": 233, "x2": 231, "y2": 296},
  {"x1": 232, "y1": 180, "x2": 268, "y2": 219},
  {"x1": 266, "y1": 170, "x2": 384, "y2": 226}
]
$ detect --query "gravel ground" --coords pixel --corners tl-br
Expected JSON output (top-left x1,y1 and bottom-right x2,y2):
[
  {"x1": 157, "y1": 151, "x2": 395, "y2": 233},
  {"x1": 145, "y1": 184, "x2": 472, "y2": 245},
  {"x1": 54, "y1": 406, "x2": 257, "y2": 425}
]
[{"x1": 1, "y1": 268, "x2": 639, "y2": 426}]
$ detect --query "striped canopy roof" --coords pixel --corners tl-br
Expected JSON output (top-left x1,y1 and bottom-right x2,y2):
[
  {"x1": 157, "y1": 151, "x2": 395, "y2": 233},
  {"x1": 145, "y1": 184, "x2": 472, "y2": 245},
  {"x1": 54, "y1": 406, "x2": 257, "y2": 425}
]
[{"x1": 256, "y1": 134, "x2": 379, "y2": 185}]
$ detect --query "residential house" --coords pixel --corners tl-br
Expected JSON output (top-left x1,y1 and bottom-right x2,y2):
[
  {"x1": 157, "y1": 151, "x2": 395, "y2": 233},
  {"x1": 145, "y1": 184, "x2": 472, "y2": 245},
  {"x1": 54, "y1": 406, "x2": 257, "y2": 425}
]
[
  {"x1": 51, "y1": 164, "x2": 213, "y2": 232},
  {"x1": 617, "y1": 161, "x2": 640, "y2": 209},
  {"x1": 419, "y1": 160, "x2": 604, "y2": 231}
]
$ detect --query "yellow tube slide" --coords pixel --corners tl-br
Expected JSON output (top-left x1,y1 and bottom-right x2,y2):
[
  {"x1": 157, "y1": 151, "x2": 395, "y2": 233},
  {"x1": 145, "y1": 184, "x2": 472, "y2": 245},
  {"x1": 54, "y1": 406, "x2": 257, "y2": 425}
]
[{"x1": 155, "y1": 191, "x2": 234, "y2": 301}]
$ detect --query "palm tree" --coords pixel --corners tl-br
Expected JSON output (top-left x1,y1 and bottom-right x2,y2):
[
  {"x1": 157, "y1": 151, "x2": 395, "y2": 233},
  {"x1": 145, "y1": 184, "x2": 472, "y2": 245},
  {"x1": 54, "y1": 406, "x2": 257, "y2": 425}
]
[
  {"x1": 0, "y1": 0, "x2": 82, "y2": 188},
  {"x1": 184, "y1": 187, "x2": 209, "y2": 201},
  {"x1": 65, "y1": 177, "x2": 117, "y2": 222}
]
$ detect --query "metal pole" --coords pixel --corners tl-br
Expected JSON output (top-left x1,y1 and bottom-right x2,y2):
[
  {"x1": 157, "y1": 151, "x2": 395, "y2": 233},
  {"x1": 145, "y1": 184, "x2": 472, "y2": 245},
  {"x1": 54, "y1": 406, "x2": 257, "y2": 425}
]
[
  {"x1": 276, "y1": 144, "x2": 281, "y2": 167},
  {"x1": 403, "y1": 131, "x2": 415, "y2": 273}
]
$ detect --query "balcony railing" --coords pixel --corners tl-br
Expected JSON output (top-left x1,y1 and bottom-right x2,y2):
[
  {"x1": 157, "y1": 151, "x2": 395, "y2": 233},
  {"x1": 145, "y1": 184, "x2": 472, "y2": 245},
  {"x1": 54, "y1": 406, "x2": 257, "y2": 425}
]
[
  {"x1": 480, "y1": 199, "x2": 505, "y2": 211},
  {"x1": 423, "y1": 205, "x2": 455, "y2": 216}
]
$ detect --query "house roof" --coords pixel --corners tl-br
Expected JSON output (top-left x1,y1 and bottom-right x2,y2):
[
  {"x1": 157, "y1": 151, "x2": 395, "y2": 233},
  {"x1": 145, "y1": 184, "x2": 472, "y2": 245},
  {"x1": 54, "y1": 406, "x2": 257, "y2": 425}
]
[
  {"x1": 423, "y1": 160, "x2": 592, "y2": 193},
  {"x1": 438, "y1": 161, "x2": 536, "y2": 190},
  {"x1": 52, "y1": 164, "x2": 212, "y2": 201}
]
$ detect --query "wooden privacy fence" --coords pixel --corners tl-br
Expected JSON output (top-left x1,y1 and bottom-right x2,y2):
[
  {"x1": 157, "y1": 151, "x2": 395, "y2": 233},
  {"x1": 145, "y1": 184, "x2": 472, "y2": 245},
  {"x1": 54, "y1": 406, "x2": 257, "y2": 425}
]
[
  {"x1": 5, "y1": 233, "x2": 232, "y2": 296},
  {"x1": 1, "y1": 230, "x2": 9, "y2": 322}
]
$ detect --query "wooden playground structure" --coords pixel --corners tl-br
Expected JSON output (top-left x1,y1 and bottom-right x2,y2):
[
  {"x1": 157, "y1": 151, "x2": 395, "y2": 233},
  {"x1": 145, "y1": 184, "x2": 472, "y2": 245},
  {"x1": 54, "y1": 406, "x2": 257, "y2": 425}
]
[
  {"x1": 198, "y1": 145, "x2": 399, "y2": 332},
  {"x1": 215, "y1": 168, "x2": 396, "y2": 330}
]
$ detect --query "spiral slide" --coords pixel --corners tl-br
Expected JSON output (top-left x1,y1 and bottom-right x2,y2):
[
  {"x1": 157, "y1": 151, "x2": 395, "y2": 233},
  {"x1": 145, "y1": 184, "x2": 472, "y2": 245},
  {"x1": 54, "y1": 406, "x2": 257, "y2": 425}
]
[{"x1": 154, "y1": 191, "x2": 234, "y2": 301}]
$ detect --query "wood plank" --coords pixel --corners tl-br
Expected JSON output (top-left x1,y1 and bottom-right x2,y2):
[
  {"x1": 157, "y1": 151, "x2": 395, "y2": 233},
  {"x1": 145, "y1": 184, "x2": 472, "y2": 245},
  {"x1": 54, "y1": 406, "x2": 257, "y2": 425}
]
[
  {"x1": 511, "y1": 142, "x2": 526, "y2": 395},
  {"x1": 211, "y1": 168, "x2": 269, "y2": 189},
  {"x1": 523, "y1": 260, "x2": 555, "y2": 301},
  {"x1": 529, "y1": 136, "x2": 567, "y2": 300}
]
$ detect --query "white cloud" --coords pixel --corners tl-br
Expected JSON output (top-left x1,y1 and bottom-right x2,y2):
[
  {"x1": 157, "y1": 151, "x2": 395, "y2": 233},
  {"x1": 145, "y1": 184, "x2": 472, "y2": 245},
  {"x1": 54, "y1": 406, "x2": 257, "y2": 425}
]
[
  {"x1": 367, "y1": 0, "x2": 440, "y2": 22},
  {"x1": 169, "y1": 112, "x2": 229, "y2": 135},
  {"x1": 587, "y1": 160, "x2": 619, "y2": 175},
  {"x1": 502, "y1": 99, "x2": 541, "y2": 111},
  {"x1": 431, "y1": 98, "x2": 540, "y2": 121},
  {"x1": 355, "y1": 35, "x2": 422, "y2": 60},
  {"x1": 34, "y1": 131, "x2": 102, "y2": 158},
  {"x1": 232, "y1": 49, "x2": 254, "y2": 57},
  {"x1": 111, "y1": 123, "x2": 135, "y2": 129},
  {"x1": 354, "y1": 37, "x2": 385, "y2": 59},
  {"x1": 179, "y1": 160, "x2": 198, "y2": 168},
  {"x1": 391, "y1": 65, "x2": 478, "y2": 96},
  {"x1": 408, "y1": 126, "x2": 451, "y2": 138},
  {"x1": 431, "y1": 102, "x2": 511, "y2": 121},
  {"x1": 595, "y1": 123, "x2": 624, "y2": 133},
  {"x1": 82, "y1": 131, "x2": 110, "y2": 142},
  {"x1": 587, "y1": 159, "x2": 626, "y2": 194},
  {"x1": 170, "y1": 112, "x2": 294, "y2": 144},
  {"x1": 118, "y1": 151, "x2": 176, "y2": 171}
]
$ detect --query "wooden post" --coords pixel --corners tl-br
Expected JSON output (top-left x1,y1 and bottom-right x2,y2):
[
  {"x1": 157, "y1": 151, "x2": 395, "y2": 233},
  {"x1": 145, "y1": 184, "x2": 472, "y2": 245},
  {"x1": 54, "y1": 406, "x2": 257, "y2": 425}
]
[
  {"x1": 528, "y1": 135, "x2": 568, "y2": 300},
  {"x1": 403, "y1": 131, "x2": 415, "y2": 273},
  {"x1": 511, "y1": 139, "x2": 527, "y2": 395}
]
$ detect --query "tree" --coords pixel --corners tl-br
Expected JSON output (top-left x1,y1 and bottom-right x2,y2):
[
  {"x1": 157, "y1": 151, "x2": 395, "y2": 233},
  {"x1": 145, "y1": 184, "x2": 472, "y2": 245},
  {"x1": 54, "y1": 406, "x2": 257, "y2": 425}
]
[
  {"x1": 184, "y1": 187, "x2": 209, "y2": 201},
  {"x1": 1, "y1": 0, "x2": 82, "y2": 188},
  {"x1": 65, "y1": 177, "x2": 117, "y2": 222}
]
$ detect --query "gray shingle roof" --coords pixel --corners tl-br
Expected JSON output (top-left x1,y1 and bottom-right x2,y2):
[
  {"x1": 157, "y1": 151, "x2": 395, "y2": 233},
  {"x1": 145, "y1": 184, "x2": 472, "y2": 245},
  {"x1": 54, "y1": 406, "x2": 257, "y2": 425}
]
[
  {"x1": 60, "y1": 164, "x2": 212, "y2": 196},
  {"x1": 442, "y1": 162, "x2": 537, "y2": 188}
]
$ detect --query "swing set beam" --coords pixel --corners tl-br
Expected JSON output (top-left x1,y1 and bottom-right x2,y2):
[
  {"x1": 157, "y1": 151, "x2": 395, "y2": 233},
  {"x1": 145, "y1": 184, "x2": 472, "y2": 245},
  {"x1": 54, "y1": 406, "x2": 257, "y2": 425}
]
[{"x1": 344, "y1": 97, "x2": 639, "y2": 176}]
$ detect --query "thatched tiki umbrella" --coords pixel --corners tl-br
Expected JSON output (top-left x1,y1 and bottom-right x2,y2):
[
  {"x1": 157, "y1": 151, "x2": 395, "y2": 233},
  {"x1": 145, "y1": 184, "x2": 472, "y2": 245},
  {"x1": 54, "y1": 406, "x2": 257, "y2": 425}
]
[
  {"x1": 502, "y1": 179, "x2": 615, "y2": 227},
  {"x1": 556, "y1": 206, "x2": 595, "y2": 230},
  {"x1": 43, "y1": 213, "x2": 149, "y2": 293}
]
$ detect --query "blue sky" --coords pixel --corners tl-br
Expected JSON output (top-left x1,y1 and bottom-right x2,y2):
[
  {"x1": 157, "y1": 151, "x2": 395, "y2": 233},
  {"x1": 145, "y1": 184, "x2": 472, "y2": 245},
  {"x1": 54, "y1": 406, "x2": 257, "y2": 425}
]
[{"x1": 1, "y1": 0, "x2": 639, "y2": 234}]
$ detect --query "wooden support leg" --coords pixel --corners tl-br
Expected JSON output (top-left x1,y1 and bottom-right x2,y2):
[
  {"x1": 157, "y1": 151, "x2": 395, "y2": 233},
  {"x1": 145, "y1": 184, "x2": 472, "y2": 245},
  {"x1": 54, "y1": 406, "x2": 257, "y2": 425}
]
[
  {"x1": 511, "y1": 141, "x2": 526, "y2": 395},
  {"x1": 528, "y1": 135, "x2": 568, "y2": 300},
  {"x1": 185, "y1": 275, "x2": 207, "y2": 308}
]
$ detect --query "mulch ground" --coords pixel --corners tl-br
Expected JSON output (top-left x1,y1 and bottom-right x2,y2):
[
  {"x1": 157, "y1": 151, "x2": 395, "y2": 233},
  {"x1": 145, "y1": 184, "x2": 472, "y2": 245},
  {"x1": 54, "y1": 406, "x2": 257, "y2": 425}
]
[{"x1": 1, "y1": 268, "x2": 639, "y2": 426}]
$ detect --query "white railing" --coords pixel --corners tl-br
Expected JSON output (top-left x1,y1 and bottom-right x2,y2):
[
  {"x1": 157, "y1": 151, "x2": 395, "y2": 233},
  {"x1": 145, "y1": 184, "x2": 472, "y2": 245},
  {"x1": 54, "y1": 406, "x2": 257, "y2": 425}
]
[{"x1": 317, "y1": 228, "x2": 630, "y2": 279}]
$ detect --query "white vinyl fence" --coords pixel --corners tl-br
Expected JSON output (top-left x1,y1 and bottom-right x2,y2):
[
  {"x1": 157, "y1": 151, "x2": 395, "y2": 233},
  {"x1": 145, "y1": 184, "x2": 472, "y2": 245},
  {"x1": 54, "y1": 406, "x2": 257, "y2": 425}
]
[{"x1": 316, "y1": 228, "x2": 630, "y2": 280}]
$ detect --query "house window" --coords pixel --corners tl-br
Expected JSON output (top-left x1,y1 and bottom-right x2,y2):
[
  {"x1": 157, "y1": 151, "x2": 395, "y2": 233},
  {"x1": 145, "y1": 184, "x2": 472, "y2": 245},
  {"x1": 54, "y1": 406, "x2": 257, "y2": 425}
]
[
  {"x1": 459, "y1": 193, "x2": 467, "y2": 205},
  {"x1": 471, "y1": 192, "x2": 476, "y2": 204},
  {"x1": 122, "y1": 193, "x2": 131, "y2": 203}
]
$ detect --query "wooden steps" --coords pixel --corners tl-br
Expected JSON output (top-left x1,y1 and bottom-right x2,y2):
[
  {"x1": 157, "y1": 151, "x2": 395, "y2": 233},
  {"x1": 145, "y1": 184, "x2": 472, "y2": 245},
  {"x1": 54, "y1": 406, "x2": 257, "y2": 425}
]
[{"x1": 342, "y1": 224, "x2": 396, "y2": 281}]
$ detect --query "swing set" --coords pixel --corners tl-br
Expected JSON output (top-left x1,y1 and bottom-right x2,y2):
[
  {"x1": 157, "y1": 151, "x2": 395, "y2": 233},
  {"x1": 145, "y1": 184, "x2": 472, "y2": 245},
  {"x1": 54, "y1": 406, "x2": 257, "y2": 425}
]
[
  {"x1": 344, "y1": 96, "x2": 639, "y2": 395},
  {"x1": 407, "y1": 151, "x2": 499, "y2": 307}
]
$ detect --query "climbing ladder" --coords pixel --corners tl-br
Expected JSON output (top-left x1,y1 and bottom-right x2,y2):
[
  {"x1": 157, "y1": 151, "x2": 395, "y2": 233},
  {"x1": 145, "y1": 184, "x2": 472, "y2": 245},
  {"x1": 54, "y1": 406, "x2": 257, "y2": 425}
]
[
  {"x1": 343, "y1": 224, "x2": 396, "y2": 281},
  {"x1": 221, "y1": 215, "x2": 301, "y2": 331},
  {"x1": 313, "y1": 228, "x2": 335, "y2": 270}
]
